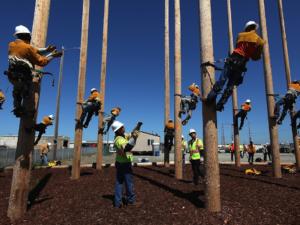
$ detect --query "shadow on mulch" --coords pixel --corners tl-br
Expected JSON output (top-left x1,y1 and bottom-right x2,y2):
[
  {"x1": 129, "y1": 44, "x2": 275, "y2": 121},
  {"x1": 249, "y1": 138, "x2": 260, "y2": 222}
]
[
  {"x1": 140, "y1": 166, "x2": 174, "y2": 178},
  {"x1": 222, "y1": 172, "x2": 300, "y2": 190},
  {"x1": 80, "y1": 171, "x2": 94, "y2": 176},
  {"x1": 133, "y1": 172, "x2": 204, "y2": 208},
  {"x1": 27, "y1": 173, "x2": 52, "y2": 209}
]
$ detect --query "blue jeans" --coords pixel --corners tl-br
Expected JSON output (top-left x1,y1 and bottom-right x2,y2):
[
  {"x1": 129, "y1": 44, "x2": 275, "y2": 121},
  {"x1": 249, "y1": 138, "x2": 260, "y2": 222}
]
[
  {"x1": 114, "y1": 162, "x2": 135, "y2": 207},
  {"x1": 41, "y1": 154, "x2": 48, "y2": 165}
]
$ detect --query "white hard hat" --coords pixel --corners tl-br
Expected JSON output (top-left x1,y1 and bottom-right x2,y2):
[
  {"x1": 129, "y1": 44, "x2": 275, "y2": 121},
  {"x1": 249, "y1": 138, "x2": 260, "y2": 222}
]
[
  {"x1": 47, "y1": 142, "x2": 52, "y2": 146},
  {"x1": 244, "y1": 21, "x2": 259, "y2": 31},
  {"x1": 90, "y1": 88, "x2": 97, "y2": 93},
  {"x1": 48, "y1": 114, "x2": 54, "y2": 120},
  {"x1": 189, "y1": 129, "x2": 196, "y2": 135},
  {"x1": 245, "y1": 99, "x2": 251, "y2": 103},
  {"x1": 112, "y1": 121, "x2": 124, "y2": 133},
  {"x1": 14, "y1": 25, "x2": 31, "y2": 37},
  {"x1": 181, "y1": 135, "x2": 184, "y2": 139}
]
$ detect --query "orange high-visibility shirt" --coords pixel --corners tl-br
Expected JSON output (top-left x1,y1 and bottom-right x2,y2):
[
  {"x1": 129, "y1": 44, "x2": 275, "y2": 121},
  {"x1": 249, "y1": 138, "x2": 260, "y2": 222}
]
[
  {"x1": 233, "y1": 30, "x2": 265, "y2": 61},
  {"x1": 0, "y1": 91, "x2": 5, "y2": 100},
  {"x1": 8, "y1": 39, "x2": 49, "y2": 67},
  {"x1": 289, "y1": 83, "x2": 300, "y2": 93},
  {"x1": 88, "y1": 91, "x2": 101, "y2": 102},
  {"x1": 111, "y1": 107, "x2": 121, "y2": 116},
  {"x1": 241, "y1": 103, "x2": 251, "y2": 112},
  {"x1": 188, "y1": 84, "x2": 201, "y2": 96},
  {"x1": 42, "y1": 116, "x2": 53, "y2": 126},
  {"x1": 165, "y1": 121, "x2": 174, "y2": 130}
]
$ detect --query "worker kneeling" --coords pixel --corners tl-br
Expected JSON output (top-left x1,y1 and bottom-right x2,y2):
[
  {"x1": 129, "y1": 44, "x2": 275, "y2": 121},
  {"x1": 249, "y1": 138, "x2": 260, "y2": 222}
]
[
  {"x1": 188, "y1": 129, "x2": 204, "y2": 185},
  {"x1": 112, "y1": 121, "x2": 141, "y2": 208},
  {"x1": 78, "y1": 88, "x2": 101, "y2": 128},
  {"x1": 235, "y1": 99, "x2": 252, "y2": 130}
]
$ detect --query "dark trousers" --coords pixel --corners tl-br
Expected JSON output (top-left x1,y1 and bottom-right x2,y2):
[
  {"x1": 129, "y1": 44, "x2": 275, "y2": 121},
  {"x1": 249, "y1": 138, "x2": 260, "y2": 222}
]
[
  {"x1": 80, "y1": 102, "x2": 99, "y2": 127},
  {"x1": 231, "y1": 152, "x2": 235, "y2": 161},
  {"x1": 263, "y1": 152, "x2": 268, "y2": 161},
  {"x1": 207, "y1": 53, "x2": 247, "y2": 107},
  {"x1": 34, "y1": 123, "x2": 47, "y2": 145},
  {"x1": 274, "y1": 94, "x2": 295, "y2": 123},
  {"x1": 236, "y1": 110, "x2": 247, "y2": 130},
  {"x1": 190, "y1": 159, "x2": 204, "y2": 185},
  {"x1": 248, "y1": 153, "x2": 254, "y2": 164}
]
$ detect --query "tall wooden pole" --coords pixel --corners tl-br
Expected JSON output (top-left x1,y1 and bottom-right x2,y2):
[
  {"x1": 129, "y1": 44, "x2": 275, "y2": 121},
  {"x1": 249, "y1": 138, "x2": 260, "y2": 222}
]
[
  {"x1": 277, "y1": 0, "x2": 300, "y2": 169},
  {"x1": 96, "y1": 0, "x2": 110, "y2": 170},
  {"x1": 53, "y1": 46, "x2": 65, "y2": 159},
  {"x1": 226, "y1": 0, "x2": 241, "y2": 167},
  {"x1": 72, "y1": 0, "x2": 90, "y2": 180},
  {"x1": 164, "y1": 0, "x2": 171, "y2": 167},
  {"x1": 199, "y1": 0, "x2": 221, "y2": 212},
  {"x1": 174, "y1": 0, "x2": 182, "y2": 180},
  {"x1": 7, "y1": 0, "x2": 51, "y2": 221},
  {"x1": 258, "y1": 0, "x2": 282, "y2": 178}
]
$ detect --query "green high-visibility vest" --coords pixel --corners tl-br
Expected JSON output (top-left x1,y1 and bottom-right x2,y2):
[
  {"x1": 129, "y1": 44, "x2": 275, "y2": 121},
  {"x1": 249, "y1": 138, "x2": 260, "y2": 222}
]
[
  {"x1": 188, "y1": 138, "x2": 202, "y2": 160},
  {"x1": 114, "y1": 135, "x2": 133, "y2": 163},
  {"x1": 181, "y1": 140, "x2": 187, "y2": 152}
]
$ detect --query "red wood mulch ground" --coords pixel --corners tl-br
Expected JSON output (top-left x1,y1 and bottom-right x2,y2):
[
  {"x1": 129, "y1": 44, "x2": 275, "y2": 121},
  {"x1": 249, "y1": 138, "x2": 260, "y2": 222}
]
[{"x1": 0, "y1": 164, "x2": 299, "y2": 225}]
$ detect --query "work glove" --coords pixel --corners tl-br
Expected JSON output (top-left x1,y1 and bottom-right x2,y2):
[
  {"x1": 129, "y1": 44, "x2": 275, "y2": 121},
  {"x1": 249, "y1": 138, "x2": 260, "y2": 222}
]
[
  {"x1": 128, "y1": 137, "x2": 136, "y2": 147},
  {"x1": 131, "y1": 130, "x2": 140, "y2": 139},
  {"x1": 46, "y1": 45, "x2": 56, "y2": 52},
  {"x1": 52, "y1": 50, "x2": 63, "y2": 58}
]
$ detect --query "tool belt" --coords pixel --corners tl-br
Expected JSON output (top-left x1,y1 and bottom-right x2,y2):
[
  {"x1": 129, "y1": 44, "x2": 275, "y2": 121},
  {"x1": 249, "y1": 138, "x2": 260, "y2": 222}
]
[
  {"x1": 6, "y1": 59, "x2": 32, "y2": 83},
  {"x1": 284, "y1": 93, "x2": 296, "y2": 108},
  {"x1": 226, "y1": 53, "x2": 248, "y2": 86}
]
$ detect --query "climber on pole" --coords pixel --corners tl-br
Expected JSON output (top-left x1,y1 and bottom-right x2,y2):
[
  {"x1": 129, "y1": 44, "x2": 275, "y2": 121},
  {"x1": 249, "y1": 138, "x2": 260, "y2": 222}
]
[{"x1": 235, "y1": 99, "x2": 252, "y2": 130}]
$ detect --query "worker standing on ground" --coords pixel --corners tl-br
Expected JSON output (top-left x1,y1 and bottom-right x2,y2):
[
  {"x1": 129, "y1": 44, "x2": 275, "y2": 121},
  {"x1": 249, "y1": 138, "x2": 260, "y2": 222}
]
[
  {"x1": 111, "y1": 121, "x2": 140, "y2": 208},
  {"x1": 38, "y1": 142, "x2": 51, "y2": 166},
  {"x1": 205, "y1": 21, "x2": 265, "y2": 111},
  {"x1": 266, "y1": 143, "x2": 272, "y2": 161},
  {"x1": 235, "y1": 99, "x2": 252, "y2": 130},
  {"x1": 78, "y1": 88, "x2": 101, "y2": 128},
  {"x1": 0, "y1": 90, "x2": 5, "y2": 110},
  {"x1": 230, "y1": 141, "x2": 235, "y2": 162},
  {"x1": 164, "y1": 119, "x2": 175, "y2": 163},
  {"x1": 177, "y1": 83, "x2": 204, "y2": 125},
  {"x1": 99, "y1": 107, "x2": 121, "y2": 135},
  {"x1": 247, "y1": 141, "x2": 256, "y2": 164},
  {"x1": 273, "y1": 80, "x2": 300, "y2": 125},
  {"x1": 188, "y1": 129, "x2": 204, "y2": 185},
  {"x1": 7, "y1": 25, "x2": 62, "y2": 117},
  {"x1": 26, "y1": 114, "x2": 54, "y2": 145},
  {"x1": 181, "y1": 135, "x2": 187, "y2": 169}
]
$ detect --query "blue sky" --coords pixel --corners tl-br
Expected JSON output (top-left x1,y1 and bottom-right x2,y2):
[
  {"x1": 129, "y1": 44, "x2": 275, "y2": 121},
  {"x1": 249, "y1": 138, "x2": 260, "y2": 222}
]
[{"x1": 0, "y1": 0, "x2": 299, "y2": 144}]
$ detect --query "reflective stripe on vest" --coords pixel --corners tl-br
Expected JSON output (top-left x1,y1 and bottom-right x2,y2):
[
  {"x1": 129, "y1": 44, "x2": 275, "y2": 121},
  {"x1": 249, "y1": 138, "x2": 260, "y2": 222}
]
[
  {"x1": 189, "y1": 138, "x2": 201, "y2": 160},
  {"x1": 114, "y1": 136, "x2": 133, "y2": 163}
]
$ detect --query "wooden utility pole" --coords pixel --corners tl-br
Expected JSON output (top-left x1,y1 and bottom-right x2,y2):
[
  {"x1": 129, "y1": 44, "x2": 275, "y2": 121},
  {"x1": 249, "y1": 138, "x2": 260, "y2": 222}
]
[
  {"x1": 164, "y1": 0, "x2": 171, "y2": 167},
  {"x1": 199, "y1": 0, "x2": 221, "y2": 212},
  {"x1": 96, "y1": 0, "x2": 110, "y2": 170},
  {"x1": 72, "y1": 0, "x2": 90, "y2": 180},
  {"x1": 174, "y1": 0, "x2": 182, "y2": 180},
  {"x1": 258, "y1": 0, "x2": 282, "y2": 178},
  {"x1": 226, "y1": 0, "x2": 241, "y2": 167},
  {"x1": 277, "y1": 0, "x2": 300, "y2": 169},
  {"x1": 53, "y1": 46, "x2": 65, "y2": 160},
  {"x1": 7, "y1": 0, "x2": 51, "y2": 221}
]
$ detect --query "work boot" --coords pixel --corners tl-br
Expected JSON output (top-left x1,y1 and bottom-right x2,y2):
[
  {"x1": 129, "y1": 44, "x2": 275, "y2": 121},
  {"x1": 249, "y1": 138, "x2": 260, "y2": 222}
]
[
  {"x1": 216, "y1": 103, "x2": 224, "y2": 112},
  {"x1": 83, "y1": 123, "x2": 89, "y2": 128},
  {"x1": 277, "y1": 120, "x2": 282, "y2": 125},
  {"x1": 126, "y1": 201, "x2": 142, "y2": 207}
]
